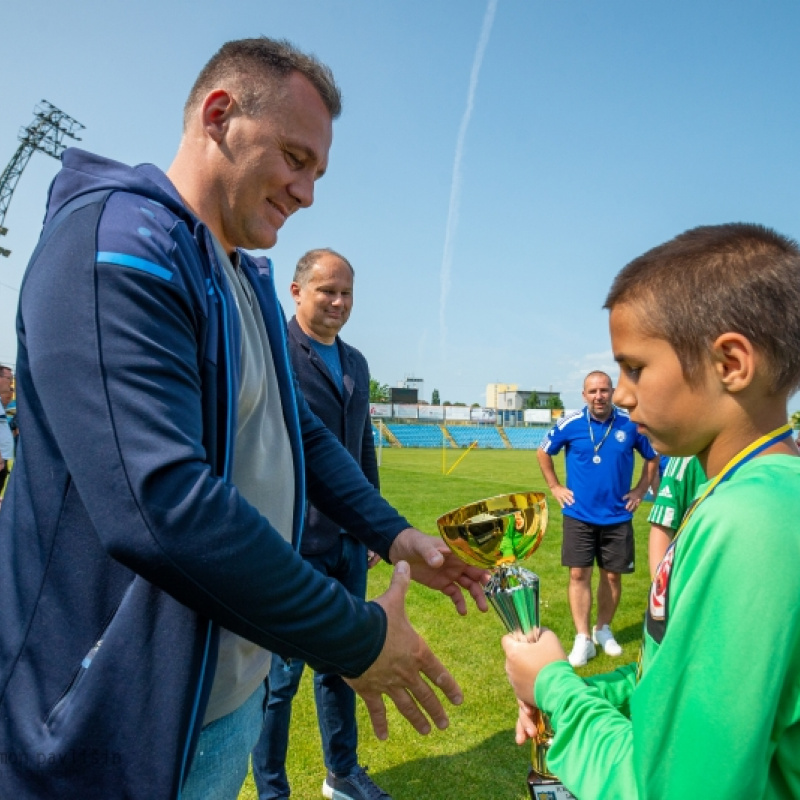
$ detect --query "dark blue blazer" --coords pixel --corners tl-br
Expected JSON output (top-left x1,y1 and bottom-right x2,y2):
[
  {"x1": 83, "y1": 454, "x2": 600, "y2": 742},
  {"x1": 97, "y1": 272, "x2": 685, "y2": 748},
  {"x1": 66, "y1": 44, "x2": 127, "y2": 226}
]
[{"x1": 288, "y1": 316, "x2": 379, "y2": 555}]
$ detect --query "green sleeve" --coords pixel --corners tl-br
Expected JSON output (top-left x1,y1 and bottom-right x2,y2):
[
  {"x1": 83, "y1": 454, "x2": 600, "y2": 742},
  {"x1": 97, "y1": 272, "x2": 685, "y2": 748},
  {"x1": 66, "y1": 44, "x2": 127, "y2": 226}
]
[
  {"x1": 584, "y1": 662, "x2": 638, "y2": 714},
  {"x1": 647, "y1": 456, "x2": 705, "y2": 530},
  {"x1": 536, "y1": 661, "x2": 638, "y2": 798}
]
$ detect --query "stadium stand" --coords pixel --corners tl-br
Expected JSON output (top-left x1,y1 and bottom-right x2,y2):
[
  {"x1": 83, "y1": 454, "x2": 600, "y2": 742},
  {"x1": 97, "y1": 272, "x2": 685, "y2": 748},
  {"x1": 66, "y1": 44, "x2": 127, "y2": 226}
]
[
  {"x1": 386, "y1": 424, "x2": 448, "y2": 448},
  {"x1": 448, "y1": 426, "x2": 506, "y2": 449},
  {"x1": 502, "y1": 427, "x2": 548, "y2": 450},
  {"x1": 372, "y1": 424, "x2": 392, "y2": 447},
  {"x1": 371, "y1": 423, "x2": 550, "y2": 450}
]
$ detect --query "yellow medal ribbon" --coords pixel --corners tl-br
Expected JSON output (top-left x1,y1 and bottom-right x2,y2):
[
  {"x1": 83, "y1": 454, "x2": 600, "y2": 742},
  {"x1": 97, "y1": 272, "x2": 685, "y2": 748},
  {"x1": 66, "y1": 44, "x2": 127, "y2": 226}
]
[{"x1": 673, "y1": 422, "x2": 793, "y2": 542}]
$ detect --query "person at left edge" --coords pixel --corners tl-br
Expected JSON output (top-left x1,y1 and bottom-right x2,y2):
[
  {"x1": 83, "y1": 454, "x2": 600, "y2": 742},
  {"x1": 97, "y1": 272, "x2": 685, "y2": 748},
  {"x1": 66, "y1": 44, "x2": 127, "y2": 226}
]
[
  {"x1": 0, "y1": 366, "x2": 14, "y2": 495},
  {"x1": 0, "y1": 37, "x2": 488, "y2": 800}
]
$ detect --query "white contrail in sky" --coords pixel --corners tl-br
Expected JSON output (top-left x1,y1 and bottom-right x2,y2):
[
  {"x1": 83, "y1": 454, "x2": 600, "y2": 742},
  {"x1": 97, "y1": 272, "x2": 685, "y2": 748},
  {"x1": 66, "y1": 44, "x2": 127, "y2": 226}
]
[{"x1": 439, "y1": 0, "x2": 498, "y2": 351}]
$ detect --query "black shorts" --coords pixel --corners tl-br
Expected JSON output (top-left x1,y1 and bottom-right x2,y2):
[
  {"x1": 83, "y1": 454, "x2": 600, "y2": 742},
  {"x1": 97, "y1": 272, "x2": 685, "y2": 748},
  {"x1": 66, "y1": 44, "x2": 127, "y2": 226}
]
[{"x1": 561, "y1": 516, "x2": 635, "y2": 574}]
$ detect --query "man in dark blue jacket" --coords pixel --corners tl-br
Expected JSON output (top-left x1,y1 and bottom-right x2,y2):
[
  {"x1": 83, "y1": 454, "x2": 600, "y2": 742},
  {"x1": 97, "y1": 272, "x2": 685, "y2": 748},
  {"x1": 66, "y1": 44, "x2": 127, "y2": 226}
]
[
  {"x1": 0, "y1": 38, "x2": 487, "y2": 800},
  {"x1": 253, "y1": 248, "x2": 389, "y2": 800}
]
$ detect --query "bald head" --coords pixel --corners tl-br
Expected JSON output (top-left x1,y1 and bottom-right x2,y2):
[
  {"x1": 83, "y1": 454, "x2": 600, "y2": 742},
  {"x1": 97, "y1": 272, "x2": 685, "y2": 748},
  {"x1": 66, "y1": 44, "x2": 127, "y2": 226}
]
[
  {"x1": 291, "y1": 249, "x2": 354, "y2": 344},
  {"x1": 582, "y1": 371, "x2": 613, "y2": 421}
]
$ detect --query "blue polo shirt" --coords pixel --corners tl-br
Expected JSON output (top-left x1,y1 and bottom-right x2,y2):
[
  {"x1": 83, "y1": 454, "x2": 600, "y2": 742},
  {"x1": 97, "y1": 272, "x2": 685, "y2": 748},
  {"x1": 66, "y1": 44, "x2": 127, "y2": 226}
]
[{"x1": 540, "y1": 406, "x2": 656, "y2": 525}]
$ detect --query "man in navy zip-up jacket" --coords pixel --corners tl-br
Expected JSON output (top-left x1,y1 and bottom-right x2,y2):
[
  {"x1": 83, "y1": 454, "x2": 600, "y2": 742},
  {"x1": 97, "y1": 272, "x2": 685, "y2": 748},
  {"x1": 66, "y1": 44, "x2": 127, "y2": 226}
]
[{"x1": 0, "y1": 38, "x2": 487, "y2": 800}]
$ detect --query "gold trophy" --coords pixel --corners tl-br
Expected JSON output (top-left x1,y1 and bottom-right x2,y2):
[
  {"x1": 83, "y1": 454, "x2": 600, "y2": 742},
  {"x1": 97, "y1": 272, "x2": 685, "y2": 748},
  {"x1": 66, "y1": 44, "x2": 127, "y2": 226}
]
[{"x1": 437, "y1": 492, "x2": 575, "y2": 800}]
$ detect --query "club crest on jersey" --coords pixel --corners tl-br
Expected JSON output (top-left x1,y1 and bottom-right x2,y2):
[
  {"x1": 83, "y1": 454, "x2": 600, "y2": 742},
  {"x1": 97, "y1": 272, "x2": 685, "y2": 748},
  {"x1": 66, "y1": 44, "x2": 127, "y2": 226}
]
[
  {"x1": 615, "y1": 430, "x2": 626, "y2": 442},
  {"x1": 646, "y1": 540, "x2": 675, "y2": 643}
]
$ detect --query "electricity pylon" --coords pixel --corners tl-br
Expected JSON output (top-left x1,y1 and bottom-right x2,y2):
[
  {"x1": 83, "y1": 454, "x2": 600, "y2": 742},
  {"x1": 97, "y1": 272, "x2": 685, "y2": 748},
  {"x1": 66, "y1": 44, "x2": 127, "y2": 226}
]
[{"x1": 0, "y1": 100, "x2": 85, "y2": 257}]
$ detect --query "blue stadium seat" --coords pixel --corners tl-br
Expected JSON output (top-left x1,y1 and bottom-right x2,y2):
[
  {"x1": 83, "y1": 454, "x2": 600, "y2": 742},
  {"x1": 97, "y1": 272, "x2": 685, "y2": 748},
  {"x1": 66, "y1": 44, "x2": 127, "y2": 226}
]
[
  {"x1": 386, "y1": 424, "x2": 447, "y2": 448},
  {"x1": 372, "y1": 424, "x2": 392, "y2": 447},
  {"x1": 503, "y1": 427, "x2": 548, "y2": 450},
  {"x1": 447, "y1": 426, "x2": 505, "y2": 449}
]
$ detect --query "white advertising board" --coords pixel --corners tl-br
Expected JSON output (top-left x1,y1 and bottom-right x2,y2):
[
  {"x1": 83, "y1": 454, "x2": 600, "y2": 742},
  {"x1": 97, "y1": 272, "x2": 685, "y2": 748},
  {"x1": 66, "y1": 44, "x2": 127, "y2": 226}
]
[
  {"x1": 369, "y1": 403, "x2": 392, "y2": 418},
  {"x1": 524, "y1": 409, "x2": 552, "y2": 424},
  {"x1": 445, "y1": 406, "x2": 471, "y2": 421},
  {"x1": 470, "y1": 407, "x2": 497, "y2": 423},
  {"x1": 393, "y1": 404, "x2": 419, "y2": 419},
  {"x1": 418, "y1": 405, "x2": 445, "y2": 420}
]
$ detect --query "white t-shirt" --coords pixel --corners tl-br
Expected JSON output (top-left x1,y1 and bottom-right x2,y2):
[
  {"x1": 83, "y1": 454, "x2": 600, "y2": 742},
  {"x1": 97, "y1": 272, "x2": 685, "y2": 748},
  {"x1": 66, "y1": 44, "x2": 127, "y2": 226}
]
[{"x1": 203, "y1": 239, "x2": 295, "y2": 725}]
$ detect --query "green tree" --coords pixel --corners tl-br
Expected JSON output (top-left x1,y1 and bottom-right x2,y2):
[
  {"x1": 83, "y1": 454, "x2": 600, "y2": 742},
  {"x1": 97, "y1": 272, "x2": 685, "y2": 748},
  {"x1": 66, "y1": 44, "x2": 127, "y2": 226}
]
[
  {"x1": 369, "y1": 379, "x2": 389, "y2": 403},
  {"x1": 525, "y1": 392, "x2": 540, "y2": 409},
  {"x1": 792, "y1": 410, "x2": 800, "y2": 429},
  {"x1": 431, "y1": 388, "x2": 440, "y2": 406},
  {"x1": 547, "y1": 394, "x2": 564, "y2": 410}
]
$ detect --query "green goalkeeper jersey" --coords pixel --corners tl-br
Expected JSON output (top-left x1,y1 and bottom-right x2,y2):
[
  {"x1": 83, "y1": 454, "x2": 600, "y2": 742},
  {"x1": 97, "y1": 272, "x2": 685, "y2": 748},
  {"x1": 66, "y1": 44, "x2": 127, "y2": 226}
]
[
  {"x1": 647, "y1": 455, "x2": 706, "y2": 532},
  {"x1": 535, "y1": 455, "x2": 800, "y2": 799}
]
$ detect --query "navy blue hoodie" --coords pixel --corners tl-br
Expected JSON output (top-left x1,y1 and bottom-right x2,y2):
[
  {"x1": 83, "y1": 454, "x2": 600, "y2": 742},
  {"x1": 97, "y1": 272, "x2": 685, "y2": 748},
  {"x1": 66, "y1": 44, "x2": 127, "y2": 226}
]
[{"x1": 0, "y1": 149, "x2": 408, "y2": 799}]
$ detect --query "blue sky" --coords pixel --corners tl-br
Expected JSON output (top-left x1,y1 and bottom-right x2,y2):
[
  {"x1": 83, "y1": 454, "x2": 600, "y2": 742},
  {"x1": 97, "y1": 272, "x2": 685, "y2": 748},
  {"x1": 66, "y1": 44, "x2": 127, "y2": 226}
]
[{"x1": 2, "y1": 0, "x2": 800, "y2": 411}]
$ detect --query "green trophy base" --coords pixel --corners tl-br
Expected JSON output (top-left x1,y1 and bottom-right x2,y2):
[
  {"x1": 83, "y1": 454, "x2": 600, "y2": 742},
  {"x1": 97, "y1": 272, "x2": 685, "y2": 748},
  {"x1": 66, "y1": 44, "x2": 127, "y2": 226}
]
[{"x1": 527, "y1": 769, "x2": 576, "y2": 800}]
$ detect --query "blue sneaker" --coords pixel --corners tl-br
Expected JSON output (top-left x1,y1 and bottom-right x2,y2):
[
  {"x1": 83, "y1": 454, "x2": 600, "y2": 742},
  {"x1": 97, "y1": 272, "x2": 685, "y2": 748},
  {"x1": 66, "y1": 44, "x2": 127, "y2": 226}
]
[{"x1": 322, "y1": 766, "x2": 391, "y2": 800}]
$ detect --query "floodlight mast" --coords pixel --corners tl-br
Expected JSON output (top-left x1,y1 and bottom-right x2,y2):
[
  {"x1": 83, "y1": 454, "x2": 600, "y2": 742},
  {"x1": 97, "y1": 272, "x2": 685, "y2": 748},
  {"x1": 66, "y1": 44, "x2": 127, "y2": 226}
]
[{"x1": 0, "y1": 100, "x2": 85, "y2": 257}]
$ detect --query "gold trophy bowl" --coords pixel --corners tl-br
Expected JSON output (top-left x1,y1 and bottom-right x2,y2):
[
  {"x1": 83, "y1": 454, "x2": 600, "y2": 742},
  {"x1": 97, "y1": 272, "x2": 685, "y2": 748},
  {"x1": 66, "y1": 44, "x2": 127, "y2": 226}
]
[
  {"x1": 436, "y1": 491, "x2": 547, "y2": 569},
  {"x1": 437, "y1": 492, "x2": 574, "y2": 799}
]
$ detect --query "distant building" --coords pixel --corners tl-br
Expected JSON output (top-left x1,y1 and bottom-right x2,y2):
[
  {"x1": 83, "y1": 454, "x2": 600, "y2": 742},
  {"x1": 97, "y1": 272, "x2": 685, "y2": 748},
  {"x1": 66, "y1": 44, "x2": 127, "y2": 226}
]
[
  {"x1": 486, "y1": 383, "x2": 517, "y2": 408},
  {"x1": 487, "y1": 383, "x2": 561, "y2": 411},
  {"x1": 400, "y1": 376, "x2": 424, "y2": 401}
]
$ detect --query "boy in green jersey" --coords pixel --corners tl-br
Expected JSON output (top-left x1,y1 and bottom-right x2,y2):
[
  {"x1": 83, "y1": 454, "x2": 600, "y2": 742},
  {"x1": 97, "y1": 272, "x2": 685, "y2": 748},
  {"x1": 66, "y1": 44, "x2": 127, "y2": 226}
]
[
  {"x1": 503, "y1": 223, "x2": 800, "y2": 799},
  {"x1": 647, "y1": 456, "x2": 705, "y2": 577}
]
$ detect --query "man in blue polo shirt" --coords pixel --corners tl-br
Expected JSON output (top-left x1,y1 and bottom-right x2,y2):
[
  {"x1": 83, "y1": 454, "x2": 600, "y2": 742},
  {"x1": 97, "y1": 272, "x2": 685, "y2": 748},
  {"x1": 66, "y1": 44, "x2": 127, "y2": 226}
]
[{"x1": 538, "y1": 370, "x2": 658, "y2": 667}]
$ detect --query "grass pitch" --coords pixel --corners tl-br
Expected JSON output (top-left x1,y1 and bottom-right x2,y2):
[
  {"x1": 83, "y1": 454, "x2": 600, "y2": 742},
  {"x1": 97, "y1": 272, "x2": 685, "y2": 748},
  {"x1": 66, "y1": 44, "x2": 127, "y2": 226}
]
[{"x1": 239, "y1": 448, "x2": 654, "y2": 799}]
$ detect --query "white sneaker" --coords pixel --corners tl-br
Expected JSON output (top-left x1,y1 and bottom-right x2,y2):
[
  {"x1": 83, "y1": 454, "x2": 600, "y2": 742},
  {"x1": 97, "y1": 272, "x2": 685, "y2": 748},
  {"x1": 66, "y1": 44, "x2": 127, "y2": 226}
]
[
  {"x1": 593, "y1": 624, "x2": 623, "y2": 656},
  {"x1": 567, "y1": 634, "x2": 596, "y2": 667}
]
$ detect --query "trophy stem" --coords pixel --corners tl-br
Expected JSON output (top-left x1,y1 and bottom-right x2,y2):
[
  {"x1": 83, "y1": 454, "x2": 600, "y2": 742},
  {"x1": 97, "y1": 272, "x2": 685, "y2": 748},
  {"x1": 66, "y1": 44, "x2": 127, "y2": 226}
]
[
  {"x1": 435, "y1": 494, "x2": 573, "y2": 797},
  {"x1": 484, "y1": 566, "x2": 563, "y2": 792}
]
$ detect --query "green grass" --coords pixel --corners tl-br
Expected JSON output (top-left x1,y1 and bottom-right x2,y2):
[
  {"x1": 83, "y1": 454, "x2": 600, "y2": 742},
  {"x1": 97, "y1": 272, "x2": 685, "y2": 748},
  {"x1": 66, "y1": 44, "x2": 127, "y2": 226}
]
[{"x1": 239, "y1": 448, "x2": 654, "y2": 799}]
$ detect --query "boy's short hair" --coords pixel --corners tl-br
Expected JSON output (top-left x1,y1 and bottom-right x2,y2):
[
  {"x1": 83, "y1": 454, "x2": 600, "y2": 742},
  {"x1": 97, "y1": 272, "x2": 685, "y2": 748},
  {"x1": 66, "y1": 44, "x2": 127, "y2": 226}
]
[
  {"x1": 184, "y1": 37, "x2": 342, "y2": 128},
  {"x1": 604, "y1": 223, "x2": 800, "y2": 394}
]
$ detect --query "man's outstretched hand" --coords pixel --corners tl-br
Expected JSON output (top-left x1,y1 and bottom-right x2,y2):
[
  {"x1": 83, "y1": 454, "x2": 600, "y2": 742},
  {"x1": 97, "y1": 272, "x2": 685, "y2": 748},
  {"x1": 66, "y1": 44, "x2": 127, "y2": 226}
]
[
  {"x1": 346, "y1": 560, "x2": 464, "y2": 740},
  {"x1": 388, "y1": 527, "x2": 490, "y2": 615}
]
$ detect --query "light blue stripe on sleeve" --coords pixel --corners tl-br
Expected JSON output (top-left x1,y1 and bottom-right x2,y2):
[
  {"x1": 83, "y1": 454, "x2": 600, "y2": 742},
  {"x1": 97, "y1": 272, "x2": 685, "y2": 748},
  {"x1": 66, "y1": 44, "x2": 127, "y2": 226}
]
[{"x1": 97, "y1": 251, "x2": 173, "y2": 281}]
